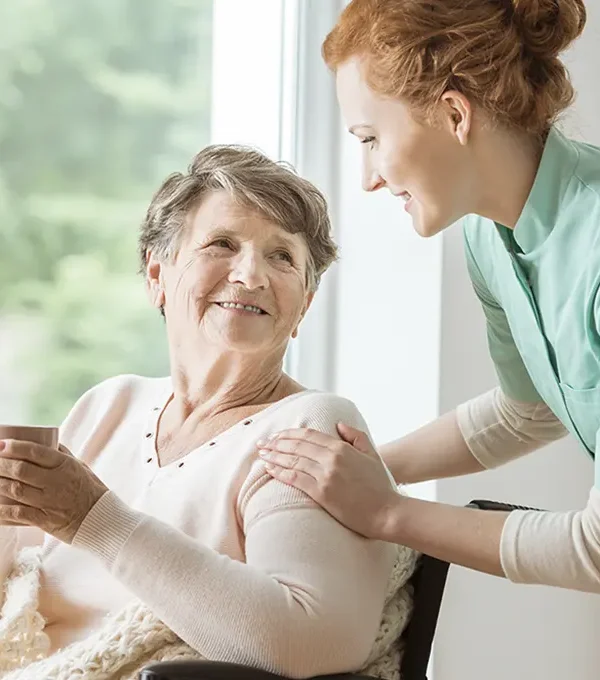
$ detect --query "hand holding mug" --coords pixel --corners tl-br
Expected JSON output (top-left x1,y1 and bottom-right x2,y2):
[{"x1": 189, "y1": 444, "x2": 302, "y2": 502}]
[{"x1": 0, "y1": 425, "x2": 109, "y2": 543}]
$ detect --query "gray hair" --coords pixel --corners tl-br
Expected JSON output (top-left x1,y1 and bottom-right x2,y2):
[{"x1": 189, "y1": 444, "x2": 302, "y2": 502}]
[{"x1": 138, "y1": 144, "x2": 338, "y2": 292}]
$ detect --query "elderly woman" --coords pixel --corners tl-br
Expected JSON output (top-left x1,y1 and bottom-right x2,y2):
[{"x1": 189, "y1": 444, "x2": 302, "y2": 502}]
[{"x1": 0, "y1": 146, "x2": 415, "y2": 680}]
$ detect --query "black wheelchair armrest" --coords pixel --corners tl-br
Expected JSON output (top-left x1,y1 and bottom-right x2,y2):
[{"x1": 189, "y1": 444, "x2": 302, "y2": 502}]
[
  {"x1": 468, "y1": 500, "x2": 542, "y2": 513},
  {"x1": 139, "y1": 660, "x2": 375, "y2": 680}
]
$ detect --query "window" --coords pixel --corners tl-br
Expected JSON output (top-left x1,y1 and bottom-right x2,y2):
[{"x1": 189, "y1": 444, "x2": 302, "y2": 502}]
[{"x1": 0, "y1": 0, "x2": 295, "y2": 426}]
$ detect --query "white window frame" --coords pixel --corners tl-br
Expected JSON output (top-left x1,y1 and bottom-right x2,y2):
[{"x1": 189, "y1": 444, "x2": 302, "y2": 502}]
[
  {"x1": 211, "y1": 0, "x2": 286, "y2": 159},
  {"x1": 211, "y1": 0, "x2": 343, "y2": 390},
  {"x1": 278, "y1": 0, "x2": 344, "y2": 390}
]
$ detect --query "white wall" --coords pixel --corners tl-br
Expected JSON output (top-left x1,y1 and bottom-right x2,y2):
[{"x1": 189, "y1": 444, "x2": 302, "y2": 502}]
[
  {"x1": 435, "y1": 5, "x2": 600, "y2": 679},
  {"x1": 334, "y1": 138, "x2": 442, "y2": 502},
  {"x1": 332, "y1": 1, "x2": 600, "y2": 678}
]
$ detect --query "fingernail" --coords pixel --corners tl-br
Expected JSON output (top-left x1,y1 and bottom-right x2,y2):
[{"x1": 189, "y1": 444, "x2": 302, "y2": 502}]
[
  {"x1": 0, "y1": 441, "x2": 5, "y2": 452},
  {"x1": 256, "y1": 439, "x2": 267, "y2": 448},
  {"x1": 258, "y1": 449, "x2": 271, "y2": 459}
]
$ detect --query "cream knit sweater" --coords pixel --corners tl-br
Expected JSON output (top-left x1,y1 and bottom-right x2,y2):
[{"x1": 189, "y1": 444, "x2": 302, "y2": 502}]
[{"x1": 0, "y1": 375, "x2": 418, "y2": 679}]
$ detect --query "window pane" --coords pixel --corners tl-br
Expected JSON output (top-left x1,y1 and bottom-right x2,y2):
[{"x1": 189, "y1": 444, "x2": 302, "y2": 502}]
[{"x1": 0, "y1": 0, "x2": 213, "y2": 426}]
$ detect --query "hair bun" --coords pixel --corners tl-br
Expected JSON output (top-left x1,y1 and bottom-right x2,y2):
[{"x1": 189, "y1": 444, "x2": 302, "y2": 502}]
[{"x1": 511, "y1": 0, "x2": 587, "y2": 58}]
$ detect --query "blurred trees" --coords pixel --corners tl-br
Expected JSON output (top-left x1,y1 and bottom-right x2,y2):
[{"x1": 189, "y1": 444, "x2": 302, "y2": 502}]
[{"x1": 0, "y1": 0, "x2": 212, "y2": 424}]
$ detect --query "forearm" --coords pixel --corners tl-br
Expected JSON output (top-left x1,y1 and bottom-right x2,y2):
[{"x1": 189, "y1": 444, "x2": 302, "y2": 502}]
[
  {"x1": 380, "y1": 489, "x2": 600, "y2": 594},
  {"x1": 74, "y1": 490, "x2": 391, "y2": 677},
  {"x1": 379, "y1": 410, "x2": 484, "y2": 484},
  {"x1": 381, "y1": 494, "x2": 508, "y2": 577},
  {"x1": 457, "y1": 388, "x2": 567, "y2": 469},
  {"x1": 380, "y1": 389, "x2": 567, "y2": 485},
  {"x1": 500, "y1": 487, "x2": 600, "y2": 593},
  {"x1": 74, "y1": 494, "x2": 315, "y2": 670}
]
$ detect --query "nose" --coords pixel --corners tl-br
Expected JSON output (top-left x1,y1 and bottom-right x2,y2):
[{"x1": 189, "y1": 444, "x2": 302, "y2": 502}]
[
  {"x1": 361, "y1": 155, "x2": 385, "y2": 193},
  {"x1": 229, "y1": 250, "x2": 269, "y2": 290}
]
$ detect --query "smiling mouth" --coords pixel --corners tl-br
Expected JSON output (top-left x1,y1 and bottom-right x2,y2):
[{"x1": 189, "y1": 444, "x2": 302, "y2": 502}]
[
  {"x1": 216, "y1": 302, "x2": 268, "y2": 315},
  {"x1": 398, "y1": 191, "x2": 412, "y2": 203}
]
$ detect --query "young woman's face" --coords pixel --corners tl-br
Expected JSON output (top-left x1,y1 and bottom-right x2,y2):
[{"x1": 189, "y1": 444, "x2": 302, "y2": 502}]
[{"x1": 336, "y1": 58, "x2": 475, "y2": 237}]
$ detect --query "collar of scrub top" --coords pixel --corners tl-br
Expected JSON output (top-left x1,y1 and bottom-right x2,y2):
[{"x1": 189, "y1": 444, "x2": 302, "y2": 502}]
[{"x1": 508, "y1": 126, "x2": 580, "y2": 255}]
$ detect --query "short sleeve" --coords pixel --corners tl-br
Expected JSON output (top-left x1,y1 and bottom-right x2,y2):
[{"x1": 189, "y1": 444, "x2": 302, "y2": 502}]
[{"x1": 464, "y1": 229, "x2": 542, "y2": 403}]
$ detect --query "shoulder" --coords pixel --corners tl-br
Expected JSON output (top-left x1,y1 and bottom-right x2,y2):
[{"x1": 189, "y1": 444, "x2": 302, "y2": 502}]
[
  {"x1": 237, "y1": 392, "x2": 373, "y2": 524},
  {"x1": 461, "y1": 215, "x2": 500, "y2": 305},
  {"x1": 64, "y1": 374, "x2": 170, "y2": 416},
  {"x1": 572, "y1": 138, "x2": 600, "y2": 202},
  {"x1": 59, "y1": 374, "x2": 171, "y2": 452},
  {"x1": 270, "y1": 391, "x2": 370, "y2": 439},
  {"x1": 462, "y1": 214, "x2": 497, "y2": 260},
  {"x1": 555, "y1": 134, "x2": 600, "y2": 225}
]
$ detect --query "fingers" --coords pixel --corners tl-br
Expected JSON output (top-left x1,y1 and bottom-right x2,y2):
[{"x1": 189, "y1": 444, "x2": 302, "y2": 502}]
[
  {"x1": 264, "y1": 426, "x2": 375, "y2": 458},
  {"x1": 0, "y1": 502, "x2": 41, "y2": 527},
  {"x1": 262, "y1": 464, "x2": 320, "y2": 498},
  {"x1": 258, "y1": 436, "x2": 329, "y2": 467},
  {"x1": 0, "y1": 458, "x2": 45, "y2": 489},
  {"x1": 264, "y1": 428, "x2": 337, "y2": 450},
  {"x1": 0, "y1": 476, "x2": 45, "y2": 507},
  {"x1": 336, "y1": 423, "x2": 377, "y2": 456},
  {"x1": 0, "y1": 440, "x2": 62, "y2": 468},
  {"x1": 259, "y1": 425, "x2": 375, "y2": 481},
  {"x1": 258, "y1": 450, "x2": 322, "y2": 480},
  {"x1": 58, "y1": 444, "x2": 74, "y2": 457}
]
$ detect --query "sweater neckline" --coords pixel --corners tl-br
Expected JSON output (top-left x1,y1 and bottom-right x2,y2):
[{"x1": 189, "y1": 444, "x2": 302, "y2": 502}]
[{"x1": 142, "y1": 385, "x2": 316, "y2": 471}]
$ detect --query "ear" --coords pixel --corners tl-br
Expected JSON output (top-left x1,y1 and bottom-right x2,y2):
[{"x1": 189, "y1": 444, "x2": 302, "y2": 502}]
[
  {"x1": 439, "y1": 90, "x2": 472, "y2": 145},
  {"x1": 145, "y1": 250, "x2": 166, "y2": 311},
  {"x1": 292, "y1": 292, "x2": 315, "y2": 339}
]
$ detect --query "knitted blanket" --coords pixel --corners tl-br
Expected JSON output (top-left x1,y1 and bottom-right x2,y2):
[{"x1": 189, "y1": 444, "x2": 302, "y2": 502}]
[{"x1": 0, "y1": 544, "x2": 418, "y2": 680}]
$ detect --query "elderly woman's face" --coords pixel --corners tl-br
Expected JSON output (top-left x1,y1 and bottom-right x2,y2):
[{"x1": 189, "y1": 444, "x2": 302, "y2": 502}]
[{"x1": 148, "y1": 190, "x2": 313, "y2": 354}]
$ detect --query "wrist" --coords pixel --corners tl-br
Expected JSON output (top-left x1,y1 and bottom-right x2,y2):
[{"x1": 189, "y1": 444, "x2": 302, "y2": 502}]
[
  {"x1": 375, "y1": 492, "x2": 406, "y2": 542},
  {"x1": 379, "y1": 443, "x2": 408, "y2": 485}
]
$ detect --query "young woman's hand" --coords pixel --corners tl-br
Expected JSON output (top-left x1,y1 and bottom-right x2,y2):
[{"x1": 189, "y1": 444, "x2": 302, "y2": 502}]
[{"x1": 258, "y1": 423, "x2": 401, "y2": 540}]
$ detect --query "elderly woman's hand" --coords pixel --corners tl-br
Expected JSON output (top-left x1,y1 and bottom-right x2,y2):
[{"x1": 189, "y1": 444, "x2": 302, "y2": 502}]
[
  {"x1": 0, "y1": 440, "x2": 109, "y2": 543},
  {"x1": 258, "y1": 423, "x2": 401, "y2": 540}
]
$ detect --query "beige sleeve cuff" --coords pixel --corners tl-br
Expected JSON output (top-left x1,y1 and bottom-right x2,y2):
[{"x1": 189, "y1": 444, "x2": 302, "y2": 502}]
[
  {"x1": 500, "y1": 487, "x2": 600, "y2": 593},
  {"x1": 72, "y1": 491, "x2": 144, "y2": 567},
  {"x1": 456, "y1": 388, "x2": 568, "y2": 470}
]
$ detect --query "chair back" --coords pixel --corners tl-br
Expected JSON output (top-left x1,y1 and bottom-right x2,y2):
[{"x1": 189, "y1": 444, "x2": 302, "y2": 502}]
[{"x1": 399, "y1": 554, "x2": 451, "y2": 680}]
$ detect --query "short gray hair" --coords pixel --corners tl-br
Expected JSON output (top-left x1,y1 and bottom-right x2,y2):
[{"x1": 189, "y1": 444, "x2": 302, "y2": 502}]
[{"x1": 139, "y1": 145, "x2": 338, "y2": 291}]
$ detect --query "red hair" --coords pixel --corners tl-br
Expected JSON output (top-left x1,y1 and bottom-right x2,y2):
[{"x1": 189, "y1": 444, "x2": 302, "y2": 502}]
[{"x1": 323, "y1": 0, "x2": 586, "y2": 136}]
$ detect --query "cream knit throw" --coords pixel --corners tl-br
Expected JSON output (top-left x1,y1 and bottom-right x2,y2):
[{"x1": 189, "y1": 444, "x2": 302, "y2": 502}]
[{"x1": 0, "y1": 544, "x2": 418, "y2": 680}]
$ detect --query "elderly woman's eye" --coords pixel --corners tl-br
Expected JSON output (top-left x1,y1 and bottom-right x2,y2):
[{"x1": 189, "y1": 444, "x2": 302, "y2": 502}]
[
  {"x1": 211, "y1": 239, "x2": 234, "y2": 249},
  {"x1": 274, "y1": 250, "x2": 293, "y2": 264}
]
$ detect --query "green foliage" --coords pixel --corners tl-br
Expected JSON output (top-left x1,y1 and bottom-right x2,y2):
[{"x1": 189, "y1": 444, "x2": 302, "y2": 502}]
[{"x1": 0, "y1": 0, "x2": 213, "y2": 425}]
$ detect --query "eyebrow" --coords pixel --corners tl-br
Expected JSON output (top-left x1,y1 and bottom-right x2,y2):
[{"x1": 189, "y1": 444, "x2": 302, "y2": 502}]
[
  {"x1": 270, "y1": 231, "x2": 299, "y2": 249},
  {"x1": 204, "y1": 226, "x2": 238, "y2": 239},
  {"x1": 202, "y1": 225, "x2": 300, "y2": 250}
]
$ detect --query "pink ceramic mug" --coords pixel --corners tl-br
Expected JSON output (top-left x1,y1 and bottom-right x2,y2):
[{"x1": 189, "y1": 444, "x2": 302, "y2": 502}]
[{"x1": 0, "y1": 425, "x2": 59, "y2": 506}]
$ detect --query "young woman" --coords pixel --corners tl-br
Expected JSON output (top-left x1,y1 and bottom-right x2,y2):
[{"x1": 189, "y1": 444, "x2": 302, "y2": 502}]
[{"x1": 259, "y1": 0, "x2": 600, "y2": 594}]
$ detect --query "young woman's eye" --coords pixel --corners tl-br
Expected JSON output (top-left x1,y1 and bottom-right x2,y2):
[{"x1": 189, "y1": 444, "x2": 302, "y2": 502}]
[{"x1": 360, "y1": 136, "x2": 376, "y2": 149}]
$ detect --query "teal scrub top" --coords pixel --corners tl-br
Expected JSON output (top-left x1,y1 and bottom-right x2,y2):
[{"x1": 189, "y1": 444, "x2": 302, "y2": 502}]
[{"x1": 463, "y1": 127, "x2": 600, "y2": 488}]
